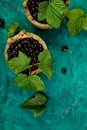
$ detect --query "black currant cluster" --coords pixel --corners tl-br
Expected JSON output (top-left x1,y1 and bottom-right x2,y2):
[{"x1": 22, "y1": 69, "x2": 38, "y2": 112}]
[
  {"x1": 7, "y1": 37, "x2": 44, "y2": 74},
  {"x1": 27, "y1": 0, "x2": 46, "y2": 23}
]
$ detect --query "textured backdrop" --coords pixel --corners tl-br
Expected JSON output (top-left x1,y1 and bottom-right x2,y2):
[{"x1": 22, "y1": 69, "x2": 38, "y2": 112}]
[{"x1": 0, "y1": 0, "x2": 87, "y2": 130}]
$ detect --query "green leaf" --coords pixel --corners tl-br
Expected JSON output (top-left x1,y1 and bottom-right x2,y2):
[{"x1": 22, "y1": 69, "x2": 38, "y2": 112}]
[
  {"x1": 50, "y1": 0, "x2": 67, "y2": 17},
  {"x1": 38, "y1": 49, "x2": 53, "y2": 79},
  {"x1": 7, "y1": 51, "x2": 30, "y2": 73},
  {"x1": 66, "y1": 17, "x2": 83, "y2": 36},
  {"x1": 7, "y1": 22, "x2": 19, "y2": 38},
  {"x1": 20, "y1": 92, "x2": 47, "y2": 110},
  {"x1": 38, "y1": 1, "x2": 49, "y2": 21},
  {"x1": 66, "y1": 9, "x2": 85, "y2": 36},
  {"x1": 34, "y1": 105, "x2": 46, "y2": 117},
  {"x1": 46, "y1": 3, "x2": 61, "y2": 28},
  {"x1": 82, "y1": 14, "x2": 87, "y2": 31},
  {"x1": 38, "y1": 0, "x2": 66, "y2": 28},
  {"x1": 66, "y1": 9, "x2": 84, "y2": 19},
  {"x1": 14, "y1": 74, "x2": 46, "y2": 92}
]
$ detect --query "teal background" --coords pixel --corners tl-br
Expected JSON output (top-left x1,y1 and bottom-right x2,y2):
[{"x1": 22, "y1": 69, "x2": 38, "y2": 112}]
[{"x1": 0, "y1": 0, "x2": 87, "y2": 130}]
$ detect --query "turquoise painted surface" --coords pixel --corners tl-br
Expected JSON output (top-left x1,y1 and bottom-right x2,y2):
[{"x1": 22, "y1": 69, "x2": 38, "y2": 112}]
[{"x1": 0, "y1": 0, "x2": 87, "y2": 130}]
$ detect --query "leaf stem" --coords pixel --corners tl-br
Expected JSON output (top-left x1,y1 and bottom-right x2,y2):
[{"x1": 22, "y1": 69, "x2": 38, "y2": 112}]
[{"x1": 30, "y1": 62, "x2": 40, "y2": 68}]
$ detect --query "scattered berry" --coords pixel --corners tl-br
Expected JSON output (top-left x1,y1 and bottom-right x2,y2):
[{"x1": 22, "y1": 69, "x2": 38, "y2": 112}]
[
  {"x1": 61, "y1": 67, "x2": 66, "y2": 74},
  {"x1": 0, "y1": 18, "x2": 4, "y2": 28},
  {"x1": 61, "y1": 45, "x2": 69, "y2": 52}
]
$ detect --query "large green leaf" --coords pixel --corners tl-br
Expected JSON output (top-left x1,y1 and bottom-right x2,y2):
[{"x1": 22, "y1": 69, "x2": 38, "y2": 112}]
[
  {"x1": 46, "y1": 4, "x2": 61, "y2": 28},
  {"x1": 38, "y1": 0, "x2": 66, "y2": 28},
  {"x1": 38, "y1": 49, "x2": 53, "y2": 79},
  {"x1": 7, "y1": 22, "x2": 19, "y2": 38},
  {"x1": 50, "y1": 0, "x2": 67, "y2": 17},
  {"x1": 20, "y1": 92, "x2": 47, "y2": 110},
  {"x1": 82, "y1": 14, "x2": 87, "y2": 31},
  {"x1": 14, "y1": 74, "x2": 46, "y2": 92},
  {"x1": 7, "y1": 51, "x2": 30, "y2": 73}
]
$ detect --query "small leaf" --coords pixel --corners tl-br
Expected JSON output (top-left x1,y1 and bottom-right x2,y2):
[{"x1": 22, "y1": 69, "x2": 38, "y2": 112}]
[
  {"x1": 7, "y1": 51, "x2": 30, "y2": 73},
  {"x1": 38, "y1": 49, "x2": 53, "y2": 79},
  {"x1": 66, "y1": 17, "x2": 83, "y2": 36},
  {"x1": 14, "y1": 74, "x2": 46, "y2": 92},
  {"x1": 66, "y1": 9, "x2": 85, "y2": 36},
  {"x1": 7, "y1": 22, "x2": 20, "y2": 38},
  {"x1": 66, "y1": 9, "x2": 84, "y2": 19},
  {"x1": 34, "y1": 105, "x2": 46, "y2": 117},
  {"x1": 82, "y1": 14, "x2": 87, "y2": 31},
  {"x1": 20, "y1": 92, "x2": 47, "y2": 110},
  {"x1": 38, "y1": 0, "x2": 66, "y2": 28}
]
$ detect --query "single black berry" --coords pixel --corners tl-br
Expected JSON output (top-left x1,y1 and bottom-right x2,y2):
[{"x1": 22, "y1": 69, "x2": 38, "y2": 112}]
[
  {"x1": 63, "y1": 0, "x2": 67, "y2": 3},
  {"x1": 61, "y1": 45, "x2": 69, "y2": 52},
  {"x1": 0, "y1": 18, "x2": 4, "y2": 28},
  {"x1": 22, "y1": 69, "x2": 29, "y2": 75},
  {"x1": 61, "y1": 68, "x2": 66, "y2": 74}
]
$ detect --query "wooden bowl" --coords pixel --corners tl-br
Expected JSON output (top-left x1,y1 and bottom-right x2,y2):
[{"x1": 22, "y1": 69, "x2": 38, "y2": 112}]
[
  {"x1": 23, "y1": 0, "x2": 69, "y2": 29},
  {"x1": 5, "y1": 30, "x2": 47, "y2": 75}
]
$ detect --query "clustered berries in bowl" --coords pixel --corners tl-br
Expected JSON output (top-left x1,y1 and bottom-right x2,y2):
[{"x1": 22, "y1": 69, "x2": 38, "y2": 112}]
[
  {"x1": 5, "y1": 30, "x2": 47, "y2": 75},
  {"x1": 23, "y1": 0, "x2": 70, "y2": 29},
  {"x1": 23, "y1": 0, "x2": 51, "y2": 29}
]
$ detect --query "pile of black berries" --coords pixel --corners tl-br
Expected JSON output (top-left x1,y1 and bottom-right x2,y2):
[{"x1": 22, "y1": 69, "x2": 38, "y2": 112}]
[
  {"x1": 7, "y1": 37, "x2": 44, "y2": 74},
  {"x1": 27, "y1": 0, "x2": 46, "y2": 23}
]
